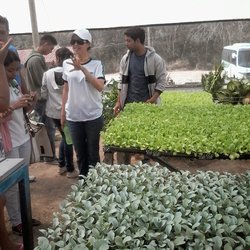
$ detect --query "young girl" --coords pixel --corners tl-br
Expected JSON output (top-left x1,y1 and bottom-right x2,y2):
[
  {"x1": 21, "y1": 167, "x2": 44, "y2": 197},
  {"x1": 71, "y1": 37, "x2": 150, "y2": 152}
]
[{"x1": 1, "y1": 50, "x2": 40, "y2": 236}]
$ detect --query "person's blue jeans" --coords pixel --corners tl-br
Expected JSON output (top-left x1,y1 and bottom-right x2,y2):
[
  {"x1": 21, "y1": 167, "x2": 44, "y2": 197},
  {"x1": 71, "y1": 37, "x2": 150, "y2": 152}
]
[
  {"x1": 34, "y1": 100, "x2": 56, "y2": 159},
  {"x1": 67, "y1": 116, "x2": 103, "y2": 176},
  {"x1": 52, "y1": 119, "x2": 74, "y2": 172},
  {"x1": 44, "y1": 116, "x2": 56, "y2": 159}
]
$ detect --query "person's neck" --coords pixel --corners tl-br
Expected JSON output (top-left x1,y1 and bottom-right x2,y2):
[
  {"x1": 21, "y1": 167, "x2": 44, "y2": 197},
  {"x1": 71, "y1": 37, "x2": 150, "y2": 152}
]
[
  {"x1": 134, "y1": 46, "x2": 147, "y2": 56},
  {"x1": 77, "y1": 55, "x2": 90, "y2": 64},
  {"x1": 36, "y1": 47, "x2": 43, "y2": 55}
]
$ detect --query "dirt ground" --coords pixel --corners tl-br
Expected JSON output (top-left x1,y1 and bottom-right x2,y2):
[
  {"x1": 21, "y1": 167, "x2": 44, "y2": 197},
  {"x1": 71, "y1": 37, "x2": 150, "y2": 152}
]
[{"x1": 7, "y1": 138, "x2": 250, "y2": 247}]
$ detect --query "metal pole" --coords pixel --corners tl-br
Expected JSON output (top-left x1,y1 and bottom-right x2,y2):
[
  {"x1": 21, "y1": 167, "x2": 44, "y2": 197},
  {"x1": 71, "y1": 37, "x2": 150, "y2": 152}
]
[
  {"x1": 28, "y1": 0, "x2": 39, "y2": 49},
  {"x1": 147, "y1": 26, "x2": 151, "y2": 47}
]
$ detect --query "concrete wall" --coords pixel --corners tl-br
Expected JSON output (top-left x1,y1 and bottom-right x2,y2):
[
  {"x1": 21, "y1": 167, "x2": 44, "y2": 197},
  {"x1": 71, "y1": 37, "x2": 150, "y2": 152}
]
[{"x1": 11, "y1": 19, "x2": 250, "y2": 74}]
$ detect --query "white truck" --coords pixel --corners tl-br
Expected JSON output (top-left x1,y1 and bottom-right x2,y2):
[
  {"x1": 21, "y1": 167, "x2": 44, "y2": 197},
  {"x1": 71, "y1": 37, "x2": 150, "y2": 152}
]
[{"x1": 221, "y1": 43, "x2": 250, "y2": 80}]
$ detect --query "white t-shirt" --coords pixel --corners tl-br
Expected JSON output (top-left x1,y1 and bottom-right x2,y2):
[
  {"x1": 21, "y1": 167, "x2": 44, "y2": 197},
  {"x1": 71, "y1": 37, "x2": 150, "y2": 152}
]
[
  {"x1": 41, "y1": 66, "x2": 64, "y2": 119},
  {"x1": 8, "y1": 81, "x2": 30, "y2": 147},
  {"x1": 62, "y1": 58, "x2": 105, "y2": 122}
]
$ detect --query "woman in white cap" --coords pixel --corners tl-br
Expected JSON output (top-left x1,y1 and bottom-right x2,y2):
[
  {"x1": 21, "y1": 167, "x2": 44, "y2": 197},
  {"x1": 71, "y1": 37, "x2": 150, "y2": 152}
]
[{"x1": 61, "y1": 28, "x2": 105, "y2": 178}]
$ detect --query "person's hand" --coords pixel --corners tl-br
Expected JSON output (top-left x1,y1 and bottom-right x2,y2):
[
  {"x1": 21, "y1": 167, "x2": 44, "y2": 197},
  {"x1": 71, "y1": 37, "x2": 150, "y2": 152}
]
[
  {"x1": 0, "y1": 38, "x2": 12, "y2": 64},
  {"x1": 146, "y1": 91, "x2": 161, "y2": 104},
  {"x1": 29, "y1": 91, "x2": 37, "y2": 103},
  {"x1": 25, "y1": 92, "x2": 37, "y2": 113},
  {"x1": 146, "y1": 95, "x2": 158, "y2": 104},
  {"x1": 67, "y1": 56, "x2": 83, "y2": 72},
  {"x1": 145, "y1": 98, "x2": 154, "y2": 104},
  {"x1": 12, "y1": 95, "x2": 33, "y2": 110},
  {"x1": 113, "y1": 102, "x2": 121, "y2": 116},
  {"x1": 23, "y1": 94, "x2": 34, "y2": 105}
]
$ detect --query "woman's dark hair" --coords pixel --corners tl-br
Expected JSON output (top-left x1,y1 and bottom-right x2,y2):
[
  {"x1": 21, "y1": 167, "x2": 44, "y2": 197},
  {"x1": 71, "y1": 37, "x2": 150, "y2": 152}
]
[
  {"x1": 56, "y1": 47, "x2": 73, "y2": 66},
  {"x1": 4, "y1": 50, "x2": 20, "y2": 67}
]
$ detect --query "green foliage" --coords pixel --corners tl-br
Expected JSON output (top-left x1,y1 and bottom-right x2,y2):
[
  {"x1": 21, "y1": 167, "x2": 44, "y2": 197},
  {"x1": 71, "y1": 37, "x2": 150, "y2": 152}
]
[
  {"x1": 103, "y1": 92, "x2": 250, "y2": 159},
  {"x1": 201, "y1": 65, "x2": 250, "y2": 104},
  {"x1": 34, "y1": 164, "x2": 250, "y2": 249},
  {"x1": 102, "y1": 79, "x2": 118, "y2": 131},
  {"x1": 201, "y1": 64, "x2": 225, "y2": 98}
]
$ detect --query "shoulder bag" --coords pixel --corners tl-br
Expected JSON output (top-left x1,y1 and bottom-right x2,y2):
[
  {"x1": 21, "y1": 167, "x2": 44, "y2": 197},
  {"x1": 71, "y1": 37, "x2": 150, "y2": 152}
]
[{"x1": 23, "y1": 111, "x2": 53, "y2": 164}]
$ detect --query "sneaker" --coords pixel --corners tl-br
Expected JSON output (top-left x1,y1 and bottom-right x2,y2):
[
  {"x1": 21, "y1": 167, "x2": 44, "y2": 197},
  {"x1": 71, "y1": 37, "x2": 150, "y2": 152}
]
[
  {"x1": 29, "y1": 175, "x2": 36, "y2": 183},
  {"x1": 66, "y1": 170, "x2": 79, "y2": 178},
  {"x1": 58, "y1": 166, "x2": 67, "y2": 175},
  {"x1": 12, "y1": 219, "x2": 41, "y2": 235}
]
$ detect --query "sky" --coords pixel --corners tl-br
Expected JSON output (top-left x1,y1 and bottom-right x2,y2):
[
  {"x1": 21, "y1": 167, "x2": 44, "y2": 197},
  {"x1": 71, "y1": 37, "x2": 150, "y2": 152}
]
[{"x1": 2, "y1": 0, "x2": 250, "y2": 34}]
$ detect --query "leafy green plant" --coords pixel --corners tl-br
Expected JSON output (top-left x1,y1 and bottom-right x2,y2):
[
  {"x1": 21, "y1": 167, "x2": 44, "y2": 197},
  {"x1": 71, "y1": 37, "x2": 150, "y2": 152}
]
[
  {"x1": 35, "y1": 164, "x2": 250, "y2": 249},
  {"x1": 103, "y1": 92, "x2": 250, "y2": 159},
  {"x1": 201, "y1": 64, "x2": 225, "y2": 99},
  {"x1": 216, "y1": 78, "x2": 250, "y2": 104},
  {"x1": 201, "y1": 65, "x2": 250, "y2": 104},
  {"x1": 102, "y1": 79, "x2": 118, "y2": 131}
]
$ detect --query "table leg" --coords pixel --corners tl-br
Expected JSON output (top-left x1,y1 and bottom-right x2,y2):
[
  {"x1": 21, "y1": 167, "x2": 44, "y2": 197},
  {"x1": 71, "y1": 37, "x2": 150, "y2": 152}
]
[{"x1": 18, "y1": 167, "x2": 34, "y2": 250}]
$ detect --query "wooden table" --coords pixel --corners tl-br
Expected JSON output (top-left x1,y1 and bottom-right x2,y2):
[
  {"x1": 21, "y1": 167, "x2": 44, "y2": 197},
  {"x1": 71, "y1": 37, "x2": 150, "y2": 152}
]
[{"x1": 0, "y1": 158, "x2": 34, "y2": 250}]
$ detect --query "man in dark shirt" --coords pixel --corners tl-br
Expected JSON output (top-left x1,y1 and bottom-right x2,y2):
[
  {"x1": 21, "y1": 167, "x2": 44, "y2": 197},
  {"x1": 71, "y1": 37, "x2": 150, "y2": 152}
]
[{"x1": 112, "y1": 26, "x2": 168, "y2": 164}]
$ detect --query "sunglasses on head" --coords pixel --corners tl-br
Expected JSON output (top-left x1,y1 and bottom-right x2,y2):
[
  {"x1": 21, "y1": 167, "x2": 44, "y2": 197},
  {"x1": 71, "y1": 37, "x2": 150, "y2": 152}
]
[{"x1": 70, "y1": 39, "x2": 87, "y2": 45}]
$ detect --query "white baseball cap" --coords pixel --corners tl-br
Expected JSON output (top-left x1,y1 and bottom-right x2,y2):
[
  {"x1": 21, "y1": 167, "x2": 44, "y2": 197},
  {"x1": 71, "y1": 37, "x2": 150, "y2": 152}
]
[{"x1": 73, "y1": 28, "x2": 92, "y2": 43}]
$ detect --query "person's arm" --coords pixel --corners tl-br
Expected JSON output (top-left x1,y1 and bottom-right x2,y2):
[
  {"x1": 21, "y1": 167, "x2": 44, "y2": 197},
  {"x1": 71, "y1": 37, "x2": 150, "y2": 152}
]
[
  {"x1": 0, "y1": 38, "x2": 12, "y2": 112},
  {"x1": 19, "y1": 66, "x2": 29, "y2": 94},
  {"x1": 67, "y1": 57, "x2": 105, "y2": 92},
  {"x1": 10, "y1": 90, "x2": 34, "y2": 112},
  {"x1": 41, "y1": 72, "x2": 48, "y2": 100},
  {"x1": 153, "y1": 55, "x2": 168, "y2": 94},
  {"x1": 113, "y1": 58, "x2": 124, "y2": 115},
  {"x1": 80, "y1": 66, "x2": 105, "y2": 92},
  {"x1": 1, "y1": 90, "x2": 34, "y2": 123},
  {"x1": 146, "y1": 55, "x2": 167, "y2": 104},
  {"x1": 61, "y1": 81, "x2": 68, "y2": 129},
  {"x1": 113, "y1": 91, "x2": 122, "y2": 115},
  {"x1": 146, "y1": 90, "x2": 161, "y2": 104}
]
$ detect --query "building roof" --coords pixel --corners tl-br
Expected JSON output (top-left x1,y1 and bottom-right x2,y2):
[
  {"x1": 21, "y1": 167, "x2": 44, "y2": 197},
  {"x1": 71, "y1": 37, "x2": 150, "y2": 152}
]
[{"x1": 17, "y1": 46, "x2": 73, "y2": 66}]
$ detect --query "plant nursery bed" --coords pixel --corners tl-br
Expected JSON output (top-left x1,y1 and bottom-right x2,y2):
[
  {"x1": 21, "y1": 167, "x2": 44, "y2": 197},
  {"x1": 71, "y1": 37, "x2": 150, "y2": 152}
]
[{"x1": 6, "y1": 139, "x2": 250, "y2": 248}]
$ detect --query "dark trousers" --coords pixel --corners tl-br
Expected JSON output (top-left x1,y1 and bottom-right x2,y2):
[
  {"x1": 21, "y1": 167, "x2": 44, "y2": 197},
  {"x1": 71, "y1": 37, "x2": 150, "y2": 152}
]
[
  {"x1": 67, "y1": 116, "x2": 103, "y2": 176},
  {"x1": 52, "y1": 119, "x2": 74, "y2": 172}
]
